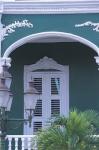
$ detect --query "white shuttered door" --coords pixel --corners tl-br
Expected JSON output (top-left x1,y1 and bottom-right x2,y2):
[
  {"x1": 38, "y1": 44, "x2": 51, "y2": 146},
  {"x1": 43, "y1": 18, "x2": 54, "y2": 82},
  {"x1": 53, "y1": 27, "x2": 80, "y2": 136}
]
[
  {"x1": 24, "y1": 57, "x2": 69, "y2": 135},
  {"x1": 24, "y1": 71, "x2": 67, "y2": 135}
]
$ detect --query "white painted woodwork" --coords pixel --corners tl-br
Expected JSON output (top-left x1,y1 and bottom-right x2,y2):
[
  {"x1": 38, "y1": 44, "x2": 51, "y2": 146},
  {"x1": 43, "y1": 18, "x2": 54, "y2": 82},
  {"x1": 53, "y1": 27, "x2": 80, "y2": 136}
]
[
  {"x1": 21, "y1": 137, "x2": 25, "y2": 150},
  {"x1": 6, "y1": 135, "x2": 36, "y2": 150},
  {"x1": 24, "y1": 56, "x2": 69, "y2": 135},
  {"x1": 8, "y1": 137, "x2": 12, "y2": 150},
  {"x1": 6, "y1": 134, "x2": 99, "y2": 150},
  {"x1": 15, "y1": 137, "x2": 18, "y2": 150},
  {"x1": 1, "y1": 0, "x2": 99, "y2": 14},
  {"x1": 3, "y1": 32, "x2": 99, "y2": 58},
  {"x1": 27, "y1": 137, "x2": 31, "y2": 150}
]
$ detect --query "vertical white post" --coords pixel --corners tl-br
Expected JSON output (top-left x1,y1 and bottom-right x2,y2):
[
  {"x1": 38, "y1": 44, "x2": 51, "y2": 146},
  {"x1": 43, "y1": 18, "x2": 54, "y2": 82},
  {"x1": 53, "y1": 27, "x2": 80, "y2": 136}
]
[
  {"x1": 27, "y1": 137, "x2": 31, "y2": 150},
  {"x1": 34, "y1": 137, "x2": 37, "y2": 150},
  {"x1": 8, "y1": 137, "x2": 12, "y2": 150},
  {"x1": 21, "y1": 137, "x2": 25, "y2": 150},
  {"x1": 7, "y1": 135, "x2": 36, "y2": 150},
  {"x1": 15, "y1": 137, "x2": 18, "y2": 150}
]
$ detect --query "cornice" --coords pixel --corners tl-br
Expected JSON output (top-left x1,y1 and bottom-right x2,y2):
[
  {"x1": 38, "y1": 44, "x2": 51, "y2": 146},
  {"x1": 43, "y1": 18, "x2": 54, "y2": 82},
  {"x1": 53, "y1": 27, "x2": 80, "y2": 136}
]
[{"x1": 0, "y1": 1, "x2": 99, "y2": 14}]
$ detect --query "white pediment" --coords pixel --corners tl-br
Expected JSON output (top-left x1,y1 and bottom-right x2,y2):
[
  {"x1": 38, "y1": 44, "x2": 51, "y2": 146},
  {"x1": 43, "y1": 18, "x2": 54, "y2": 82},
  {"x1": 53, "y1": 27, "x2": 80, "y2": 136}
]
[{"x1": 25, "y1": 56, "x2": 67, "y2": 72}]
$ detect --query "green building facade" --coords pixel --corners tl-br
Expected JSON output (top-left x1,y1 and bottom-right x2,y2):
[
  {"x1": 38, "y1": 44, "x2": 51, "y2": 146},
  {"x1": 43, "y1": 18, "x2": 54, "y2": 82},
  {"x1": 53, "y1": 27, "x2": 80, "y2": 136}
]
[{"x1": 0, "y1": 0, "x2": 99, "y2": 136}]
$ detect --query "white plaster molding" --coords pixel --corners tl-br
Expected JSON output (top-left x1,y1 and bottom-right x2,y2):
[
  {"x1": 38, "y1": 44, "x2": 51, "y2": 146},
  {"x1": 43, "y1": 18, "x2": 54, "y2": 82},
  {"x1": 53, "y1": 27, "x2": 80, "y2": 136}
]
[
  {"x1": 75, "y1": 21, "x2": 99, "y2": 32},
  {"x1": 1, "y1": 1, "x2": 99, "y2": 14},
  {"x1": 3, "y1": 31, "x2": 99, "y2": 58},
  {"x1": 25, "y1": 56, "x2": 67, "y2": 72},
  {"x1": 1, "y1": 20, "x2": 33, "y2": 41}
]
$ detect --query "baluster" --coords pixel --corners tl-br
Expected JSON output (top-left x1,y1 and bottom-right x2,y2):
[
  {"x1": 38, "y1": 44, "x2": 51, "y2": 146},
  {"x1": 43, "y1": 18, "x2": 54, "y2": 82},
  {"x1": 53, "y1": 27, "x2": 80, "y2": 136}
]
[
  {"x1": 34, "y1": 138, "x2": 38, "y2": 150},
  {"x1": 21, "y1": 137, "x2": 25, "y2": 150},
  {"x1": 8, "y1": 137, "x2": 12, "y2": 150},
  {"x1": 27, "y1": 137, "x2": 31, "y2": 150},
  {"x1": 7, "y1": 135, "x2": 36, "y2": 150},
  {"x1": 15, "y1": 137, "x2": 18, "y2": 150}
]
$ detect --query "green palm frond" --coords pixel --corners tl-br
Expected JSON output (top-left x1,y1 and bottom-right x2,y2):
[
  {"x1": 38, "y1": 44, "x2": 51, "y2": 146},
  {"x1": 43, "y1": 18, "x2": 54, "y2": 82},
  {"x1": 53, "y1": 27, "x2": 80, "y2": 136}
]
[{"x1": 33, "y1": 109, "x2": 99, "y2": 150}]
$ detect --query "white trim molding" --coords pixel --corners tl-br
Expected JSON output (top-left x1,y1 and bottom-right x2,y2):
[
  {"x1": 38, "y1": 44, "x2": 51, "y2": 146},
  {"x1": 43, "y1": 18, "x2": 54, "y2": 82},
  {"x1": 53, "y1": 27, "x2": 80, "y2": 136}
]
[
  {"x1": 3, "y1": 31, "x2": 99, "y2": 57},
  {"x1": 75, "y1": 21, "x2": 99, "y2": 32},
  {"x1": 1, "y1": 20, "x2": 33, "y2": 41},
  {"x1": 1, "y1": 1, "x2": 99, "y2": 14},
  {"x1": 25, "y1": 56, "x2": 67, "y2": 73}
]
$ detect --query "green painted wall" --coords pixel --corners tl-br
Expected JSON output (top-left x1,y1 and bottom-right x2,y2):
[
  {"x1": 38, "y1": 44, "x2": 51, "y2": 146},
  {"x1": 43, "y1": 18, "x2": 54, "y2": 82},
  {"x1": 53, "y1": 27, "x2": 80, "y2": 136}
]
[
  {"x1": 2, "y1": 14, "x2": 99, "y2": 55},
  {"x1": 7, "y1": 42, "x2": 99, "y2": 134}
]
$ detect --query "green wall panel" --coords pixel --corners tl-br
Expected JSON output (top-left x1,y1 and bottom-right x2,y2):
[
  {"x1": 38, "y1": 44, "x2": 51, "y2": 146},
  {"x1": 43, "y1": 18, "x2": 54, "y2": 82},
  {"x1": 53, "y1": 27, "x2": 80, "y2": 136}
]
[
  {"x1": 8, "y1": 42, "x2": 99, "y2": 134},
  {"x1": 7, "y1": 60, "x2": 24, "y2": 135},
  {"x1": 2, "y1": 14, "x2": 99, "y2": 56}
]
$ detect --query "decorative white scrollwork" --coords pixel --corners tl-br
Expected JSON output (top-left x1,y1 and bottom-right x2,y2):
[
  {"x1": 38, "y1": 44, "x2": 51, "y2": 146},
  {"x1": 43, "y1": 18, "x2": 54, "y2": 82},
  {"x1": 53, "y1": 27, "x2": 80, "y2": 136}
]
[
  {"x1": 1, "y1": 20, "x2": 33, "y2": 40},
  {"x1": 75, "y1": 21, "x2": 99, "y2": 32}
]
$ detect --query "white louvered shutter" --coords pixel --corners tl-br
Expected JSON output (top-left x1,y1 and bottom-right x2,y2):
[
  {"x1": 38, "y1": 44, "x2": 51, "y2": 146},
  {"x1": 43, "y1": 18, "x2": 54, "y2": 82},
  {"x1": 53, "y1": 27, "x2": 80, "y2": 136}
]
[{"x1": 24, "y1": 60, "x2": 69, "y2": 135}]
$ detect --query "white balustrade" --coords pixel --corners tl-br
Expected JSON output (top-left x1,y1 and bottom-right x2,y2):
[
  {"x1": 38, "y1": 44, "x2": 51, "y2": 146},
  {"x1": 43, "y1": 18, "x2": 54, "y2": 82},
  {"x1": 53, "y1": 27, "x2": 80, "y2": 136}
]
[
  {"x1": 6, "y1": 135, "x2": 37, "y2": 150},
  {"x1": 8, "y1": 137, "x2": 12, "y2": 150},
  {"x1": 5, "y1": 134, "x2": 99, "y2": 150}
]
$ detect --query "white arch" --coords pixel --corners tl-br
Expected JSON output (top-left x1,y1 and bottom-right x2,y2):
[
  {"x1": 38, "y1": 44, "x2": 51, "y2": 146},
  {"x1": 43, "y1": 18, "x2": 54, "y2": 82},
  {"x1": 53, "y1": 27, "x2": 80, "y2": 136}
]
[{"x1": 3, "y1": 31, "x2": 99, "y2": 57}]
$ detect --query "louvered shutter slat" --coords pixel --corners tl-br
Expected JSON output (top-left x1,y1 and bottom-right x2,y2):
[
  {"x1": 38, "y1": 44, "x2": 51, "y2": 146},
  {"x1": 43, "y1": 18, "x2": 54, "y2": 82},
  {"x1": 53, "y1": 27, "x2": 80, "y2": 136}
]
[{"x1": 51, "y1": 99, "x2": 60, "y2": 116}]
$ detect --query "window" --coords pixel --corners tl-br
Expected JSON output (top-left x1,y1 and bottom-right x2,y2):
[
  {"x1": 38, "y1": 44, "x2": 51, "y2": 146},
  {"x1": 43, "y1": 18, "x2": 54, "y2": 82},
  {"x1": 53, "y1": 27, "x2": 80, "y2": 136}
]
[{"x1": 24, "y1": 56, "x2": 69, "y2": 135}]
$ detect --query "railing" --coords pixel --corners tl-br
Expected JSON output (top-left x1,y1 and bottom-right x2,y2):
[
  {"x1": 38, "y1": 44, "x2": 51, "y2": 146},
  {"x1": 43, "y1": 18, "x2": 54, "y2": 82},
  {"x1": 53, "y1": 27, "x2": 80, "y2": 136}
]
[
  {"x1": 6, "y1": 135, "x2": 37, "y2": 150},
  {"x1": 5, "y1": 134, "x2": 99, "y2": 150}
]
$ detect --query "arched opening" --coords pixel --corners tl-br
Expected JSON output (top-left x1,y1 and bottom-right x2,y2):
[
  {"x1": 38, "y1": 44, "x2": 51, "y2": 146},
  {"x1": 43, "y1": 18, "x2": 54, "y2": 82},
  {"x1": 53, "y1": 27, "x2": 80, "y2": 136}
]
[
  {"x1": 3, "y1": 32, "x2": 99, "y2": 57},
  {"x1": 6, "y1": 32, "x2": 99, "y2": 135}
]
